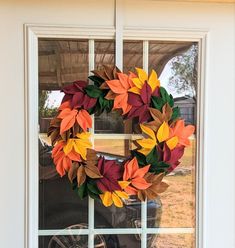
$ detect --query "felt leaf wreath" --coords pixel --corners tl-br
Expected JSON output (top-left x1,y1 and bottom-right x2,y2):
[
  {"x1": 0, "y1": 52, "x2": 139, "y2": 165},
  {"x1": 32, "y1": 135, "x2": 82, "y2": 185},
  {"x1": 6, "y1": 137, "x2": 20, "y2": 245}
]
[{"x1": 48, "y1": 65, "x2": 195, "y2": 208}]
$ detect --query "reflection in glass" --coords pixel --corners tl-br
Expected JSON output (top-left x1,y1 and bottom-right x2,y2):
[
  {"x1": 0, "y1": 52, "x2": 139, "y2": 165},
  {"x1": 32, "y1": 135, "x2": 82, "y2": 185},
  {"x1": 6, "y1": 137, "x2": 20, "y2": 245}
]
[
  {"x1": 147, "y1": 234, "x2": 195, "y2": 248},
  {"x1": 123, "y1": 40, "x2": 143, "y2": 73},
  {"x1": 38, "y1": 38, "x2": 89, "y2": 231},
  {"x1": 39, "y1": 39, "x2": 89, "y2": 90},
  {"x1": 94, "y1": 39, "x2": 115, "y2": 70},
  {"x1": 147, "y1": 42, "x2": 197, "y2": 247}
]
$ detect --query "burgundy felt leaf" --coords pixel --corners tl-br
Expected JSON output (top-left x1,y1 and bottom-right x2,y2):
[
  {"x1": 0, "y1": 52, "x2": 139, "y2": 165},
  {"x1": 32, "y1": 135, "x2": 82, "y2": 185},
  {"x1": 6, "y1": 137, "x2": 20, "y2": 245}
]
[
  {"x1": 96, "y1": 157, "x2": 122, "y2": 192},
  {"x1": 127, "y1": 92, "x2": 151, "y2": 123},
  {"x1": 61, "y1": 81, "x2": 97, "y2": 110},
  {"x1": 140, "y1": 82, "x2": 152, "y2": 104},
  {"x1": 163, "y1": 145, "x2": 185, "y2": 173}
]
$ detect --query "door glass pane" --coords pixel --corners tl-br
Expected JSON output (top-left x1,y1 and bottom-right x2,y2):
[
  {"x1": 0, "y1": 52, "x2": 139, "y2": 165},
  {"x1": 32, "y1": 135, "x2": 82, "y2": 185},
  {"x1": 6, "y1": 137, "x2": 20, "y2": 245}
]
[
  {"x1": 123, "y1": 40, "x2": 143, "y2": 73},
  {"x1": 147, "y1": 234, "x2": 195, "y2": 248},
  {"x1": 38, "y1": 39, "x2": 89, "y2": 230},
  {"x1": 147, "y1": 42, "x2": 198, "y2": 248}
]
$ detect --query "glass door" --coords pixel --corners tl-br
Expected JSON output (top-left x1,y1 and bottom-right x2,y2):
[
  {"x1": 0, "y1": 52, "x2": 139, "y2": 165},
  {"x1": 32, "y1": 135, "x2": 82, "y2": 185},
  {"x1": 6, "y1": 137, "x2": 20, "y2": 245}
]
[{"x1": 38, "y1": 37, "x2": 198, "y2": 248}]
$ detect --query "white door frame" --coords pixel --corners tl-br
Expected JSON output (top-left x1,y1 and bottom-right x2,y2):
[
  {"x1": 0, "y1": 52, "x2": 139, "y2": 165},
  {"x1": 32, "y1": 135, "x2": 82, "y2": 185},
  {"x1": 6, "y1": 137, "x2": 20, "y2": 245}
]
[{"x1": 24, "y1": 23, "x2": 208, "y2": 248}]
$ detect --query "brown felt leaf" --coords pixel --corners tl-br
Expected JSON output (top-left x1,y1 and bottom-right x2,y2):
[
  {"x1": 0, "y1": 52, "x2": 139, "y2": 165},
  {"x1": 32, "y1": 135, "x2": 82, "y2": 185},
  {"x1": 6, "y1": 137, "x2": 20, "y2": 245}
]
[
  {"x1": 83, "y1": 149, "x2": 101, "y2": 178},
  {"x1": 68, "y1": 162, "x2": 79, "y2": 182},
  {"x1": 84, "y1": 163, "x2": 103, "y2": 179},
  {"x1": 105, "y1": 90, "x2": 117, "y2": 100},
  {"x1": 162, "y1": 103, "x2": 173, "y2": 121},
  {"x1": 77, "y1": 165, "x2": 86, "y2": 187},
  {"x1": 137, "y1": 173, "x2": 169, "y2": 201}
]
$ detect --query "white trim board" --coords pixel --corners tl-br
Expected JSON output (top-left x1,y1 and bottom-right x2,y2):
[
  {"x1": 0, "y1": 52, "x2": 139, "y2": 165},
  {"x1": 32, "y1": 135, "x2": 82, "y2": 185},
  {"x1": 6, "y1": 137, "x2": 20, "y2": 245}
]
[{"x1": 24, "y1": 24, "x2": 207, "y2": 248}]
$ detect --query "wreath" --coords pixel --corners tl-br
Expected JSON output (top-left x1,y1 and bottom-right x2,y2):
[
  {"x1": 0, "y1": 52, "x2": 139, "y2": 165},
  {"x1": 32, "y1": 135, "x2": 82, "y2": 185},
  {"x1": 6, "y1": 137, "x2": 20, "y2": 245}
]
[{"x1": 48, "y1": 65, "x2": 195, "y2": 208}]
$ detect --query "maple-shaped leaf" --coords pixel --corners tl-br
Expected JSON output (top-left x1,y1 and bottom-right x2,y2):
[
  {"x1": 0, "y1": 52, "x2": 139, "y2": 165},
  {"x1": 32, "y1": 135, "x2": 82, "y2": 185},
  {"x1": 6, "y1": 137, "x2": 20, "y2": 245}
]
[
  {"x1": 145, "y1": 103, "x2": 173, "y2": 132},
  {"x1": 170, "y1": 119, "x2": 195, "y2": 146},
  {"x1": 96, "y1": 157, "x2": 122, "y2": 192},
  {"x1": 127, "y1": 82, "x2": 152, "y2": 123},
  {"x1": 163, "y1": 144, "x2": 185, "y2": 173},
  {"x1": 58, "y1": 108, "x2": 92, "y2": 134},
  {"x1": 100, "y1": 189, "x2": 129, "y2": 208},
  {"x1": 92, "y1": 65, "x2": 121, "y2": 92},
  {"x1": 52, "y1": 141, "x2": 81, "y2": 177},
  {"x1": 129, "y1": 68, "x2": 160, "y2": 96},
  {"x1": 106, "y1": 72, "x2": 135, "y2": 115},
  {"x1": 137, "y1": 173, "x2": 169, "y2": 201},
  {"x1": 122, "y1": 157, "x2": 152, "y2": 195},
  {"x1": 136, "y1": 124, "x2": 157, "y2": 156},
  {"x1": 157, "y1": 122, "x2": 179, "y2": 150},
  {"x1": 63, "y1": 132, "x2": 92, "y2": 160},
  {"x1": 61, "y1": 81, "x2": 97, "y2": 110},
  {"x1": 68, "y1": 148, "x2": 102, "y2": 187}
]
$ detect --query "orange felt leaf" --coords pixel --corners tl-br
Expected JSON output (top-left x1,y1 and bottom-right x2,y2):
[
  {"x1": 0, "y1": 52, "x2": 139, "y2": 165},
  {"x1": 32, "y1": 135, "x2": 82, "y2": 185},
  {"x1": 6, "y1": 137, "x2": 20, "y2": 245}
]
[
  {"x1": 60, "y1": 109, "x2": 77, "y2": 134},
  {"x1": 123, "y1": 157, "x2": 138, "y2": 181},
  {"x1": 113, "y1": 94, "x2": 132, "y2": 115},
  {"x1": 171, "y1": 120, "x2": 195, "y2": 146},
  {"x1": 106, "y1": 79, "x2": 126, "y2": 94},
  {"x1": 132, "y1": 164, "x2": 151, "y2": 178},
  {"x1": 58, "y1": 101, "x2": 71, "y2": 111},
  {"x1": 76, "y1": 109, "x2": 92, "y2": 132},
  {"x1": 67, "y1": 150, "x2": 81, "y2": 161},
  {"x1": 125, "y1": 185, "x2": 138, "y2": 195},
  {"x1": 131, "y1": 177, "x2": 152, "y2": 190}
]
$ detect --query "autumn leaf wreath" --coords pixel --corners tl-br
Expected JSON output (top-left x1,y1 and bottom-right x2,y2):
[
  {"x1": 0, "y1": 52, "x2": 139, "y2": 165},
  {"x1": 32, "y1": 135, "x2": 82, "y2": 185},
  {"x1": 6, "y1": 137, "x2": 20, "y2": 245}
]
[{"x1": 48, "y1": 66, "x2": 195, "y2": 208}]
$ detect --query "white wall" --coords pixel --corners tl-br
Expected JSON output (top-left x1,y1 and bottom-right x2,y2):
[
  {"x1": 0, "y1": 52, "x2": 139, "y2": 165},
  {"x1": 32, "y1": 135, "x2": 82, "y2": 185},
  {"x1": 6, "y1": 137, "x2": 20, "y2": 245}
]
[{"x1": 0, "y1": 1, "x2": 234, "y2": 247}]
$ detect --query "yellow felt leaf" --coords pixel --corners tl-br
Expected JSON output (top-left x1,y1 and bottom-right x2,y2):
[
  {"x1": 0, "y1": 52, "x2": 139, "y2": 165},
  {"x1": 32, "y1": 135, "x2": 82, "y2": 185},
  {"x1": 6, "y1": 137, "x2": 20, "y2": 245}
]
[
  {"x1": 77, "y1": 132, "x2": 91, "y2": 140},
  {"x1": 140, "y1": 124, "x2": 156, "y2": 141},
  {"x1": 128, "y1": 86, "x2": 141, "y2": 95},
  {"x1": 131, "y1": 78, "x2": 144, "y2": 89},
  {"x1": 157, "y1": 122, "x2": 170, "y2": 142},
  {"x1": 137, "y1": 138, "x2": 156, "y2": 149},
  {"x1": 138, "y1": 148, "x2": 152, "y2": 156},
  {"x1": 118, "y1": 181, "x2": 130, "y2": 189},
  {"x1": 148, "y1": 69, "x2": 160, "y2": 92},
  {"x1": 115, "y1": 190, "x2": 129, "y2": 199},
  {"x1": 63, "y1": 139, "x2": 74, "y2": 155},
  {"x1": 166, "y1": 136, "x2": 179, "y2": 150},
  {"x1": 100, "y1": 191, "x2": 113, "y2": 207},
  {"x1": 136, "y1": 68, "x2": 148, "y2": 83},
  {"x1": 112, "y1": 192, "x2": 123, "y2": 208}
]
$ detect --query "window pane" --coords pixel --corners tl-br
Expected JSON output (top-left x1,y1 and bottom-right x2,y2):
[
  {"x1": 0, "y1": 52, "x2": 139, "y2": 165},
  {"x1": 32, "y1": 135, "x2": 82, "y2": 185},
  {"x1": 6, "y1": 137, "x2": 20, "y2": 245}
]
[
  {"x1": 147, "y1": 42, "x2": 197, "y2": 234},
  {"x1": 38, "y1": 39, "x2": 89, "y2": 230},
  {"x1": 123, "y1": 40, "x2": 143, "y2": 73},
  {"x1": 147, "y1": 234, "x2": 195, "y2": 248},
  {"x1": 39, "y1": 234, "x2": 89, "y2": 248},
  {"x1": 39, "y1": 39, "x2": 89, "y2": 90},
  {"x1": 94, "y1": 39, "x2": 115, "y2": 70}
]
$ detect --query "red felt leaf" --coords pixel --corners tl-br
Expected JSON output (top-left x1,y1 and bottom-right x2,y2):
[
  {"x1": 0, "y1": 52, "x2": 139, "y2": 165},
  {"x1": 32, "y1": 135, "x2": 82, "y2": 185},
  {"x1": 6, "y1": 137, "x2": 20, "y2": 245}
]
[{"x1": 96, "y1": 157, "x2": 122, "y2": 192}]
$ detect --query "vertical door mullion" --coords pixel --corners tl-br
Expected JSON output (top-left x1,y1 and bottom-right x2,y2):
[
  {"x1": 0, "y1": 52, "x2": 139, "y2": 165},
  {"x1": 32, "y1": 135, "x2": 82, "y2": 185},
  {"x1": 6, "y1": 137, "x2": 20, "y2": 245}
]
[
  {"x1": 141, "y1": 40, "x2": 149, "y2": 248},
  {"x1": 88, "y1": 39, "x2": 95, "y2": 248}
]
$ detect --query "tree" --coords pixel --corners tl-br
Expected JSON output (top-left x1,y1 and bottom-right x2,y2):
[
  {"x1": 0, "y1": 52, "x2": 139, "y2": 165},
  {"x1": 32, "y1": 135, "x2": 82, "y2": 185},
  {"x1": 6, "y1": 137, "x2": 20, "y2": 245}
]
[
  {"x1": 39, "y1": 90, "x2": 58, "y2": 118},
  {"x1": 168, "y1": 44, "x2": 198, "y2": 97}
]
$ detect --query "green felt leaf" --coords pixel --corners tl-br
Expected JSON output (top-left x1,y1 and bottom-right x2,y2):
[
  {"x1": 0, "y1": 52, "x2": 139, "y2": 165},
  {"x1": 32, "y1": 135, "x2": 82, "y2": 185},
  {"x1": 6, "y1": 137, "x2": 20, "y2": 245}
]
[
  {"x1": 131, "y1": 150, "x2": 147, "y2": 166},
  {"x1": 85, "y1": 85, "x2": 102, "y2": 98},
  {"x1": 88, "y1": 191, "x2": 101, "y2": 200},
  {"x1": 171, "y1": 106, "x2": 181, "y2": 122},
  {"x1": 87, "y1": 182, "x2": 102, "y2": 195},
  {"x1": 88, "y1": 75, "x2": 104, "y2": 87},
  {"x1": 151, "y1": 96, "x2": 164, "y2": 110},
  {"x1": 77, "y1": 183, "x2": 88, "y2": 200},
  {"x1": 146, "y1": 147, "x2": 159, "y2": 167},
  {"x1": 160, "y1": 87, "x2": 174, "y2": 107}
]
